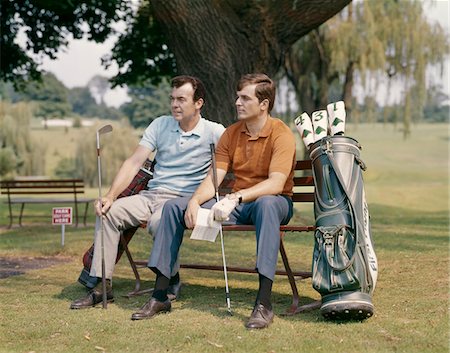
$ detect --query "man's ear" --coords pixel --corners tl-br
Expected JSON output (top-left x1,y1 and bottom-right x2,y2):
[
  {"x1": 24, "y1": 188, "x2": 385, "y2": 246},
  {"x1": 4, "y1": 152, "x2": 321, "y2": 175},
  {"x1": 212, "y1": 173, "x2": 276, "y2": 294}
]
[
  {"x1": 260, "y1": 98, "x2": 269, "y2": 111},
  {"x1": 195, "y1": 98, "x2": 204, "y2": 110}
]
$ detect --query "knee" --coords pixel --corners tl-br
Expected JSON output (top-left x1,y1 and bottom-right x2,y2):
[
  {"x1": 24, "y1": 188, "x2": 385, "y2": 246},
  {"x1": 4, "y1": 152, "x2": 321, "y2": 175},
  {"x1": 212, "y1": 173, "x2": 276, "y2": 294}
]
[
  {"x1": 254, "y1": 195, "x2": 279, "y2": 211},
  {"x1": 161, "y1": 197, "x2": 189, "y2": 221}
]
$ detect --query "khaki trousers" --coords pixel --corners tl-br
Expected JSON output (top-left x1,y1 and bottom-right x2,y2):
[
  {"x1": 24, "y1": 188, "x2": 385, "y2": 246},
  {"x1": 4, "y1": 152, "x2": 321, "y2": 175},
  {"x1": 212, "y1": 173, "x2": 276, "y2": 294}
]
[{"x1": 90, "y1": 189, "x2": 182, "y2": 280}]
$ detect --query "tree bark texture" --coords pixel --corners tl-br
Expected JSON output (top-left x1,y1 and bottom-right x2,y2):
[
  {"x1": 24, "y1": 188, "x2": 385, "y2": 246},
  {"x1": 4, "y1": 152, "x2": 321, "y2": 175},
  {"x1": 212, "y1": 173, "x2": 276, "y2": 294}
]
[{"x1": 150, "y1": 0, "x2": 351, "y2": 126}]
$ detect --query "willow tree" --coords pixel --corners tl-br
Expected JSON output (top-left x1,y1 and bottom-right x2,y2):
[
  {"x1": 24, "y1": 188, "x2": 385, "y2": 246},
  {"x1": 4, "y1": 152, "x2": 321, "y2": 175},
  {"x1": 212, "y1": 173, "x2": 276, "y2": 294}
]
[{"x1": 284, "y1": 0, "x2": 449, "y2": 137}]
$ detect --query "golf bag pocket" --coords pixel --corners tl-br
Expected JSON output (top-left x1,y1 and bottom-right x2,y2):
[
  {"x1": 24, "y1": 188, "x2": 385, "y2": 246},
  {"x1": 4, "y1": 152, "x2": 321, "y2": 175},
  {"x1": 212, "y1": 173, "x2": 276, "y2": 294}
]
[{"x1": 312, "y1": 225, "x2": 361, "y2": 295}]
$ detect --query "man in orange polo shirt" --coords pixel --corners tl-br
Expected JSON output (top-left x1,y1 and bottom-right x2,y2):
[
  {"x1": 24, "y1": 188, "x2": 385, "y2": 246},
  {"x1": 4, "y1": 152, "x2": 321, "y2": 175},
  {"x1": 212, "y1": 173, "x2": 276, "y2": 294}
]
[{"x1": 134, "y1": 73, "x2": 296, "y2": 329}]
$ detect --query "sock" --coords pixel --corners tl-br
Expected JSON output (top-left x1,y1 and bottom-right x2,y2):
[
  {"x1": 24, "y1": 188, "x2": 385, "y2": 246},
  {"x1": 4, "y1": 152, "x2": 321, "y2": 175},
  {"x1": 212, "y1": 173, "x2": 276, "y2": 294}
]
[
  {"x1": 169, "y1": 272, "x2": 180, "y2": 285},
  {"x1": 94, "y1": 278, "x2": 111, "y2": 291},
  {"x1": 152, "y1": 271, "x2": 169, "y2": 302},
  {"x1": 256, "y1": 273, "x2": 273, "y2": 310}
]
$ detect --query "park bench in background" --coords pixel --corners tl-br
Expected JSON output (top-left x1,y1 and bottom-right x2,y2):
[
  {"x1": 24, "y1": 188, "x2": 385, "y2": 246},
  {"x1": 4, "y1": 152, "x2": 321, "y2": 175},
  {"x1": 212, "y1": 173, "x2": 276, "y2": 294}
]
[
  {"x1": 119, "y1": 160, "x2": 319, "y2": 315},
  {"x1": 0, "y1": 178, "x2": 94, "y2": 228}
]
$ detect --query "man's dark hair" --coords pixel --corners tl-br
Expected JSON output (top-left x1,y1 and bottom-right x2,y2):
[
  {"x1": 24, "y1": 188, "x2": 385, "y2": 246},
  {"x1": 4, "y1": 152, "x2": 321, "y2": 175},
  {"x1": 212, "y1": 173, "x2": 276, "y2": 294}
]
[
  {"x1": 171, "y1": 75, "x2": 206, "y2": 103},
  {"x1": 237, "y1": 73, "x2": 276, "y2": 112}
]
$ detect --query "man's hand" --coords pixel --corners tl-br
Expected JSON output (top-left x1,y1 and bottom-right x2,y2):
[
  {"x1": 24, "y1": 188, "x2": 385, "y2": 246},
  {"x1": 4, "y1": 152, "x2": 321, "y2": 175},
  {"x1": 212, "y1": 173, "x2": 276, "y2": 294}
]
[
  {"x1": 185, "y1": 199, "x2": 201, "y2": 229},
  {"x1": 209, "y1": 195, "x2": 239, "y2": 222},
  {"x1": 94, "y1": 196, "x2": 114, "y2": 216}
]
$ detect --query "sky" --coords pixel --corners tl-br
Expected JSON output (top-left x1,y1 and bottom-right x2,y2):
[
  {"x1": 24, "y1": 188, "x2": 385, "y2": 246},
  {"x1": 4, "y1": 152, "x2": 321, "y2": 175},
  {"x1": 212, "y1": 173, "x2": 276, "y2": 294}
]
[{"x1": 38, "y1": 0, "x2": 450, "y2": 108}]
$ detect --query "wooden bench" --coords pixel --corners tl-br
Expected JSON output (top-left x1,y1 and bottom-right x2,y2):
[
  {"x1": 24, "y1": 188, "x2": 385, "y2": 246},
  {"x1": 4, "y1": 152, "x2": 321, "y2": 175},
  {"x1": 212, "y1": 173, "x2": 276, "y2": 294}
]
[
  {"x1": 0, "y1": 178, "x2": 95, "y2": 228},
  {"x1": 120, "y1": 160, "x2": 320, "y2": 315}
]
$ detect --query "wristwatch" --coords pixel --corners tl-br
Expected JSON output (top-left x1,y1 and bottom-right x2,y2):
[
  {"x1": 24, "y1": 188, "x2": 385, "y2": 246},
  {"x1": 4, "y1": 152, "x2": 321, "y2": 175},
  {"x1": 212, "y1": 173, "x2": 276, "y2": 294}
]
[{"x1": 234, "y1": 192, "x2": 243, "y2": 204}]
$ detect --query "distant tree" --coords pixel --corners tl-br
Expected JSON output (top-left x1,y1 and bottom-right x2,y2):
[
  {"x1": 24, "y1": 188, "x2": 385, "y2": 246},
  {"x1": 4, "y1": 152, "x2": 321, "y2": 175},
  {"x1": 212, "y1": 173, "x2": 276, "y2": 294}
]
[
  {"x1": 18, "y1": 73, "x2": 72, "y2": 122},
  {"x1": 422, "y1": 84, "x2": 450, "y2": 123},
  {"x1": 68, "y1": 87, "x2": 98, "y2": 116},
  {"x1": 75, "y1": 121, "x2": 138, "y2": 186},
  {"x1": 0, "y1": 102, "x2": 46, "y2": 177},
  {"x1": 121, "y1": 78, "x2": 171, "y2": 128},
  {"x1": 88, "y1": 75, "x2": 111, "y2": 105},
  {"x1": 283, "y1": 0, "x2": 449, "y2": 137}
]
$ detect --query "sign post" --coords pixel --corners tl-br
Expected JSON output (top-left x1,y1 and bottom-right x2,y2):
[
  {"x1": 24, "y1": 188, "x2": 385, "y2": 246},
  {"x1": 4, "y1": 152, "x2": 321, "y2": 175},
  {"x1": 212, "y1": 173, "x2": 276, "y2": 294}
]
[{"x1": 52, "y1": 207, "x2": 73, "y2": 246}]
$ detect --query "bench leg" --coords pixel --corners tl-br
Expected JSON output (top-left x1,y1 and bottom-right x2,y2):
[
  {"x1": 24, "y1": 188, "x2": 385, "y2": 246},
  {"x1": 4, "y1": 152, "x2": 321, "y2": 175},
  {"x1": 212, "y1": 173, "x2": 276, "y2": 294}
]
[
  {"x1": 18, "y1": 203, "x2": 25, "y2": 227},
  {"x1": 279, "y1": 233, "x2": 300, "y2": 313},
  {"x1": 7, "y1": 199, "x2": 13, "y2": 228},
  {"x1": 120, "y1": 233, "x2": 154, "y2": 297},
  {"x1": 82, "y1": 202, "x2": 89, "y2": 227},
  {"x1": 279, "y1": 232, "x2": 321, "y2": 315},
  {"x1": 74, "y1": 202, "x2": 79, "y2": 227}
]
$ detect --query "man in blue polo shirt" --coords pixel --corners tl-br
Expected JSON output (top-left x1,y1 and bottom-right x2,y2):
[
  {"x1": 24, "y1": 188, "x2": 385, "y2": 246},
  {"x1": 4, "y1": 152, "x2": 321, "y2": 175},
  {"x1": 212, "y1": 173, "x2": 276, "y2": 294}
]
[{"x1": 70, "y1": 75, "x2": 225, "y2": 309}]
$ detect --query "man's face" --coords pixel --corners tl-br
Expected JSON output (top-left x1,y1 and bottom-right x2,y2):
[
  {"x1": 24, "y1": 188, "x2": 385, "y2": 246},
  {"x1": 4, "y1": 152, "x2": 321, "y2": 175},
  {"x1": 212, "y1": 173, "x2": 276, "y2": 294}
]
[
  {"x1": 170, "y1": 83, "x2": 202, "y2": 121},
  {"x1": 235, "y1": 84, "x2": 265, "y2": 121}
]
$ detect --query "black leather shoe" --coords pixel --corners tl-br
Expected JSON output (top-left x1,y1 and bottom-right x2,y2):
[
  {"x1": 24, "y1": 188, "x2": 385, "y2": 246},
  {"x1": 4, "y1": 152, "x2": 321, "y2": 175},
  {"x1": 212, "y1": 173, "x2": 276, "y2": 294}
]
[
  {"x1": 70, "y1": 286, "x2": 114, "y2": 309},
  {"x1": 131, "y1": 297, "x2": 171, "y2": 320},
  {"x1": 167, "y1": 281, "x2": 182, "y2": 301},
  {"x1": 245, "y1": 303, "x2": 274, "y2": 329}
]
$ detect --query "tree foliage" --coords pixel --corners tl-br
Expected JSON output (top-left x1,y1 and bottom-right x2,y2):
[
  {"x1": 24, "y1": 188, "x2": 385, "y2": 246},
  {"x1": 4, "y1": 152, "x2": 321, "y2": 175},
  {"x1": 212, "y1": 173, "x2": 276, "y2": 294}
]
[
  {"x1": 74, "y1": 121, "x2": 139, "y2": 186},
  {"x1": 284, "y1": 0, "x2": 449, "y2": 137},
  {"x1": 120, "y1": 78, "x2": 171, "y2": 128},
  {"x1": 0, "y1": 101, "x2": 46, "y2": 177},
  {"x1": 2, "y1": 0, "x2": 351, "y2": 126},
  {"x1": 0, "y1": 0, "x2": 130, "y2": 86}
]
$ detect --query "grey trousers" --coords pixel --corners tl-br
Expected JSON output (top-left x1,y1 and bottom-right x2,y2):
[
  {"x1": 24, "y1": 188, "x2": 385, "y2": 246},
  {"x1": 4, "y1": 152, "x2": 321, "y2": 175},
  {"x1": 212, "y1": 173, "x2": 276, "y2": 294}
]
[
  {"x1": 90, "y1": 189, "x2": 182, "y2": 280},
  {"x1": 148, "y1": 195, "x2": 293, "y2": 281}
]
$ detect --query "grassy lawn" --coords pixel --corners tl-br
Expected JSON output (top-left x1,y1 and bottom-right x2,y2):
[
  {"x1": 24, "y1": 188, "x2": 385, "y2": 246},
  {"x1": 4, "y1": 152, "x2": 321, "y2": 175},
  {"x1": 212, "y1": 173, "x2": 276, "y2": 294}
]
[{"x1": 0, "y1": 123, "x2": 448, "y2": 353}]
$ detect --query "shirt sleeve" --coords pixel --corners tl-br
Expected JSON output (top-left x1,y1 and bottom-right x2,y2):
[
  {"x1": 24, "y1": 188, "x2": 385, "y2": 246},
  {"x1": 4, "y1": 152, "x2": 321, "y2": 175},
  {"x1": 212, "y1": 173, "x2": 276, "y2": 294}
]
[
  {"x1": 139, "y1": 117, "x2": 161, "y2": 152},
  {"x1": 269, "y1": 125, "x2": 296, "y2": 176},
  {"x1": 215, "y1": 128, "x2": 231, "y2": 172}
]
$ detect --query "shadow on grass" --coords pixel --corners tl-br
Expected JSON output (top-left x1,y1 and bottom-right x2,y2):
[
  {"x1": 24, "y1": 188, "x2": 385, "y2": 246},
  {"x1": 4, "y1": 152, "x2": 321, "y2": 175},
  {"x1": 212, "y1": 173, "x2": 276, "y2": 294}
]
[
  {"x1": 54, "y1": 275, "x2": 323, "y2": 324},
  {"x1": 368, "y1": 204, "x2": 448, "y2": 252}
]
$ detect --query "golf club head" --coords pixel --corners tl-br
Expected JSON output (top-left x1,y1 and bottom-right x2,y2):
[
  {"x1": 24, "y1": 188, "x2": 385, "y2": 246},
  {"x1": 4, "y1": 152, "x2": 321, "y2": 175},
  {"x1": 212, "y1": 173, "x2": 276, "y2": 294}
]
[
  {"x1": 96, "y1": 125, "x2": 113, "y2": 149},
  {"x1": 97, "y1": 124, "x2": 113, "y2": 135}
]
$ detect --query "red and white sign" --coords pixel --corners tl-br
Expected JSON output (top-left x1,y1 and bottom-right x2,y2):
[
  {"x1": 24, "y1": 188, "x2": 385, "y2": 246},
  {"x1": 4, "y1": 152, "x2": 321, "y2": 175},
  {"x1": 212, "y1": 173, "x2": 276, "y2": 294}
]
[{"x1": 52, "y1": 207, "x2": 73, "y2": 225}]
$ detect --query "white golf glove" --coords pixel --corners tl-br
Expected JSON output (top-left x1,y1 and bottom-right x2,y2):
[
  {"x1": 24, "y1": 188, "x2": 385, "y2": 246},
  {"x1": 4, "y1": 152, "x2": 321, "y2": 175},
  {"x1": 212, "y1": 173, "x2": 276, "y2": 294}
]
[{"x1": 209, "y1": 195, "x2": 239, "y2": 223}]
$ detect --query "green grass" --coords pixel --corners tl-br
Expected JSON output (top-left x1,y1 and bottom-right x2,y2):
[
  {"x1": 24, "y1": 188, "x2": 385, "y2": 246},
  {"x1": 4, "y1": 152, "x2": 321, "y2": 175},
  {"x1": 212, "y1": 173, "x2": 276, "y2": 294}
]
[{"x1": 0, "y1": 123, "x2": 448, "y2": 353}]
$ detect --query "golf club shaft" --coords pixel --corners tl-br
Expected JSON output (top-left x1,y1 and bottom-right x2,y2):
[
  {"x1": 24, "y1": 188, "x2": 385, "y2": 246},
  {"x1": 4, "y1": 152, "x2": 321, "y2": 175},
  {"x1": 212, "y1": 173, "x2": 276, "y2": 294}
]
[
  {"x1": 210, "y1": 144, "x2": 232, "y2": 314},
  {"x1": 96, "y1": 126, "x2": 113, "y2": 309},
  {"x1": 97, "y1": 143, "x2": 107, "y2": 309}
]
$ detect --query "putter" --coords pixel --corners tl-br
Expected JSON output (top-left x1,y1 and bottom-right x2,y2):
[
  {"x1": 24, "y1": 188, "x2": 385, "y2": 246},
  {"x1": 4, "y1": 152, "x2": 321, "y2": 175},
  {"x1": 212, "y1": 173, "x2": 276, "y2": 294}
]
[
  {"x1": 96, "y1": 124, "x2": 113, "y2": 309},
  {"x1": 210, "y1": 144, "x2": 232, "y2": 315}
]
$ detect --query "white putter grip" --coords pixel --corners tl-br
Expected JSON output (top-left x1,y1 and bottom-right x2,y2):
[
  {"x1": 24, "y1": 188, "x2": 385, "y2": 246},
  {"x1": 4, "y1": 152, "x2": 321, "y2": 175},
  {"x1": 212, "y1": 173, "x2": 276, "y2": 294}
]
[
  {"x1": 327, "y1": 101, "x2": 346, "y2": 135},
  {"x1": 311, "y1": 110, "x2": 328, "y2": 142},
  {"x1": 294, "y1": 112, "x2": 315, "y2": 148}
]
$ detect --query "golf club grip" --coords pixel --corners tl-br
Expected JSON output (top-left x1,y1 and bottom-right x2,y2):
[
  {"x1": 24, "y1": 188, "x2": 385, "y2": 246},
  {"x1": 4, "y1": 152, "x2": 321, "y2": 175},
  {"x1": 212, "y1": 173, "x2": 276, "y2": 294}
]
[{"x1": 210, "y1": 144, "x2": 219, "y2": 193}]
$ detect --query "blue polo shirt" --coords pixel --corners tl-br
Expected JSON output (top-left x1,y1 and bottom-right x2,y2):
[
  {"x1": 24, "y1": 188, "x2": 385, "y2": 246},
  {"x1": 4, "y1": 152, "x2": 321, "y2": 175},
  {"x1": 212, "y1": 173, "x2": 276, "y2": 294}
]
[{"x1": 139, "y1": 115, "x2": 225, "y2": 196}]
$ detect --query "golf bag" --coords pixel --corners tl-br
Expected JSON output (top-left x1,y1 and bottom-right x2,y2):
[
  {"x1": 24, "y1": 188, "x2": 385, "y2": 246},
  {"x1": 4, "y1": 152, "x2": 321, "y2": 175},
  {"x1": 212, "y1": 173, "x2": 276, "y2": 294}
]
[
  {"x1": 77, "y1": 160, "x2": 154, "y2": 289},
  {"x1": 309, "y1": 136, "x2": 378, "y2": 320}
]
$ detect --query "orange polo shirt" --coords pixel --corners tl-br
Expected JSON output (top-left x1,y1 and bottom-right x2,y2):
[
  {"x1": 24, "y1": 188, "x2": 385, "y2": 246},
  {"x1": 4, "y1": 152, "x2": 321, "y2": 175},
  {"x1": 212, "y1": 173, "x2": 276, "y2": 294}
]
[{"x1": 215, "y1": 117, "x2": 296, "y2": 196}]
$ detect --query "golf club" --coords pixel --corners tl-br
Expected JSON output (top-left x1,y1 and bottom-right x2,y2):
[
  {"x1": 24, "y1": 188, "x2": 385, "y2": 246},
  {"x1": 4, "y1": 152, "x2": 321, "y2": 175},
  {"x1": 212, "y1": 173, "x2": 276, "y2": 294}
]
[
  {"x1": 96, "y1": 124, "x2": 113, "y2": 309},
  {"x1": 210, "y1": 144, "x2": 232, "y2": 315}
]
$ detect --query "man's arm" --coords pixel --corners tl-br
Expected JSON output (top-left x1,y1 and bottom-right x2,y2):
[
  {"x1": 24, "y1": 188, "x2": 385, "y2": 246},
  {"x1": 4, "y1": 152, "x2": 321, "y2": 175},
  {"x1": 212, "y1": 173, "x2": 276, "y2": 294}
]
[
  {"x1": 230, "y1": 171, "x2": 288, "y2": 204},
  {"x1": 95, "y1": 145, "x2": 151, "y2": 216},
  {"x1": 184, "y1": 168, "x2": 227, "y2": 228}
]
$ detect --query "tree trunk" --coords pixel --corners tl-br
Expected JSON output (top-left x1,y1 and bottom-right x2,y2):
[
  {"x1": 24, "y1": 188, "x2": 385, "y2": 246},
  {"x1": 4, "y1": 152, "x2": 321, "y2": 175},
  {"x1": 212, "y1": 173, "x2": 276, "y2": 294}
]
[
  {"x1": 342, "y1": 61, "x2": 354, "y2": 121},
  {"x1": 150, "y1": 0, "x2": 351, "y2": 126}
]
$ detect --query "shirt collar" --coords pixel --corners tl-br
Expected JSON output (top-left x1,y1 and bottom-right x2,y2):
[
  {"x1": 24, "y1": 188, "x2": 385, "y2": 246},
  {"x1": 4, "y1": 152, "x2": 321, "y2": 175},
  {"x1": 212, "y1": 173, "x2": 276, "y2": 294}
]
[
  {"x1": 171, "y1": 116, "x2": 204, "y2": 137},
  {"x1": 239, "y1": 117, "x2": 273, "y2": 139}
]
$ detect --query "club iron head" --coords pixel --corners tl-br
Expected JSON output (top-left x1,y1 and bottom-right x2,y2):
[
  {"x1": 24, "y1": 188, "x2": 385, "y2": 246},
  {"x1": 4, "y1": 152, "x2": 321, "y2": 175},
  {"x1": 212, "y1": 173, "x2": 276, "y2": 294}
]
[{"x1": 97, "y1": 124, "x2": 113, "y2": 135}]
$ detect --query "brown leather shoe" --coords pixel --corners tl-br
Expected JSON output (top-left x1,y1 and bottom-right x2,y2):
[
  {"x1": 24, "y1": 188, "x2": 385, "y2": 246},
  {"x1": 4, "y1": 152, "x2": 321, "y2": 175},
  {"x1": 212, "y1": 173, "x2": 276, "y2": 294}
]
[
  {"x1": 245, "y1": 303, "x2": 274, "y2": 329},
  {"x1": 70, "y1": 284, "x2": 114, "y2": 309},
  {"x1": 131, "y1": 297, "x2": 171, "y2": 320}
]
